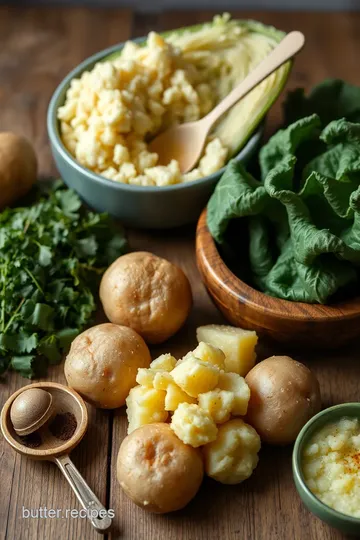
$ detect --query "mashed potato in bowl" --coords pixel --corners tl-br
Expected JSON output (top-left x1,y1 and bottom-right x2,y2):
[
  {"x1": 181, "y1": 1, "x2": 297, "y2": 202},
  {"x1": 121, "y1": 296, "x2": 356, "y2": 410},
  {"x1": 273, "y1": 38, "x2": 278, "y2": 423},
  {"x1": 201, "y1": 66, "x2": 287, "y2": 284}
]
[
  {"x1": 57, "y1": 15, "x2": 288, "y2": 188},
  {"x1": 303, "y1": 417, "x2": 360, "y2": 518},
  {"x1": 58, "y1": 31, "x2": 227, "y2": 187}
]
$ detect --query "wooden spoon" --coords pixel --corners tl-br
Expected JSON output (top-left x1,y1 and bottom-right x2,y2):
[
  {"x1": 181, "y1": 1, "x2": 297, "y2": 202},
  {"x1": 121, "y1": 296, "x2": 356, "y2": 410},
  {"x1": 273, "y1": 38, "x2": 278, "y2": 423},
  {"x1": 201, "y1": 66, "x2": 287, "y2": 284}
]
[
  {"x1": 1, "y1": 382, "x2": 112, "y2": 534},
  {"x1": 149, "y1": 31, "x2": 305, "y2": 173}
]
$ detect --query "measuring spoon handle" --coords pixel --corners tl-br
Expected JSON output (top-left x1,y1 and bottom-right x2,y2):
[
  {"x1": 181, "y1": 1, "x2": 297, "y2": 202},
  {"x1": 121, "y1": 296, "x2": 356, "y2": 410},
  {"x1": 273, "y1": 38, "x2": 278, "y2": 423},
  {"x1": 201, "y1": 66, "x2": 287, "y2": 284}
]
[
  {"x1": 55, "y1": 454, "x2": 112, "y2": 534},
  {"x1": 203, "y1": 30, "x2": 305, "y2": 129}
]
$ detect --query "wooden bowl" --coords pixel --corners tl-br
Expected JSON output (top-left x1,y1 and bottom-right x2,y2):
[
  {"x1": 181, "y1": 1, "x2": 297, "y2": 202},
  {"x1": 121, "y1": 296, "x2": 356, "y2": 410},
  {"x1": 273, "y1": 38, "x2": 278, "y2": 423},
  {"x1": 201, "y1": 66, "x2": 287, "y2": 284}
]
[{"x1": 196, "y1": 209, "x2": 360, "y2": 348}]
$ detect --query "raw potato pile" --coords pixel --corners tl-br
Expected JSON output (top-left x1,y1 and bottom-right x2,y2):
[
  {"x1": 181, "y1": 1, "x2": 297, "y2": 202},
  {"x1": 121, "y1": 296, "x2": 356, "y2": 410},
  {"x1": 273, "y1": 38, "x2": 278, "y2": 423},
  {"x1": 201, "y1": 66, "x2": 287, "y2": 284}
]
[
  {"x1": 126, "y1": 325, "x2": 261, "y2": 484},
  {"x1": 119, "y1": 323, "x2": 321, "y2": 507},
  {"x1": 58, "y1": 32, "x2": 227, "y2": 187}
]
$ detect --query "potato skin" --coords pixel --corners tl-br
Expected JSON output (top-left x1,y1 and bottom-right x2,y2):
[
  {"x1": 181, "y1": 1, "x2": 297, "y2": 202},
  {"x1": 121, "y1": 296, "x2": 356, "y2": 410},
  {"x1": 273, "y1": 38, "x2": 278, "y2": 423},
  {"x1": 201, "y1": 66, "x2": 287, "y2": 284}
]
[
  {"x1": 245, "y1": 356, "x2": 321, "y2": 445},
  {"x1": 64, "y1": 323, "x2": 151, "y2": 408},
  {"x1": 0, "y1": 132, "x2": 37, "y2": 209},
  {"x1": 100, "y1": 252, "x2": 192, "y2": 344},
  {"x1": 117, "y1": 423, "x2": 204, "y2": 513}
]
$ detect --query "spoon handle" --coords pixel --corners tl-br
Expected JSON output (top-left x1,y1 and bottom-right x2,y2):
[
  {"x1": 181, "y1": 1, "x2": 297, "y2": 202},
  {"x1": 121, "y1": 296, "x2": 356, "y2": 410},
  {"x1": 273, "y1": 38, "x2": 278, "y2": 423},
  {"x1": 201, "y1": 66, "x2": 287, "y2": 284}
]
[
  {"x1": 203, "y1": 30, "x2": 305, "y2": 129},
  {"x1": 55, "y1": 454, "x2": 112, "y2": 534}
]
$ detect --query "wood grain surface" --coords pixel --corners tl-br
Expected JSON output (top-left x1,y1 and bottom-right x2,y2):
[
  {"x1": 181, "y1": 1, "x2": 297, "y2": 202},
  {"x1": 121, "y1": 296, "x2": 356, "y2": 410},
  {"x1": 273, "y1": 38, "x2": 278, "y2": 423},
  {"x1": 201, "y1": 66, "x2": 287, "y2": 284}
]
[{"x1": 0, "y1": 6, "x2": 360, "y2": 540}]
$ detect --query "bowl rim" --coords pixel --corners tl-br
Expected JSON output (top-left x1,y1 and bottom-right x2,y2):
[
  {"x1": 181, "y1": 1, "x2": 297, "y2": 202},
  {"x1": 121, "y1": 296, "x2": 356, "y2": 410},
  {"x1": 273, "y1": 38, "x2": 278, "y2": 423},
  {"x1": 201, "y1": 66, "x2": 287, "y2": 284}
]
[
  {"x1": 196, "y1": 208, "x2": 360, "y2": 322},
  {"x1": 292, "y1": 403, "x2": 360, "y2": 525},
  {"x1": 47, "y1": 36, "x2": 263, "y2": 194}
]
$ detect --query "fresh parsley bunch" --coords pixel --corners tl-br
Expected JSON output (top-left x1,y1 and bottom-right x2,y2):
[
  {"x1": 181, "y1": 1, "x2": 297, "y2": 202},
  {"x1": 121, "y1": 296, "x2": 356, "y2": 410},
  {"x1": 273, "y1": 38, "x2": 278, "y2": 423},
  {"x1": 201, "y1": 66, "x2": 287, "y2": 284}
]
[{"x1": 0, "y1": 181, "x2": 127, "y2": 378}]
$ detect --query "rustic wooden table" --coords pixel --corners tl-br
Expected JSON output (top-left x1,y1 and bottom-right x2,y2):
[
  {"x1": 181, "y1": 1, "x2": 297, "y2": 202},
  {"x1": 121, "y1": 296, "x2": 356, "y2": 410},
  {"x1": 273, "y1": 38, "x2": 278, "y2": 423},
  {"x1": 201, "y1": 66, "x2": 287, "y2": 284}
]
[{"x1": 1, "y1": 6, "x2": 360, "y2": 540}]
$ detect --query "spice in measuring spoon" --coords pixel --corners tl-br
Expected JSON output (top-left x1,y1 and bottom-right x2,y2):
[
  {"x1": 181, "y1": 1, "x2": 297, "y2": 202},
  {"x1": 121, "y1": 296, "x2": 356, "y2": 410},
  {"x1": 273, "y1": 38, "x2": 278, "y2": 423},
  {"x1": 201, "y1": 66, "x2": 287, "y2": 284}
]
[
  {"x1": 49, "y1": 412, "x2": 77, "y2": 441},
  {"x1": 21, "y1": 432, "x2": 42, "y2": 448}
]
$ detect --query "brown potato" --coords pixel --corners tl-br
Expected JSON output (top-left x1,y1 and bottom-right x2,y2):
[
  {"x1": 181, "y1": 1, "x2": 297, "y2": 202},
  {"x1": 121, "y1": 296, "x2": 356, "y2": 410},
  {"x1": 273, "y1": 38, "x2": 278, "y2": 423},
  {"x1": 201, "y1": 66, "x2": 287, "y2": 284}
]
[
  {"x1": 117, "y1": 423, "x2": 204, "y2": 513},
  {"x1": 0, "y1": 132, "x2": 37, "y2": 209},
  {"x1": 64, "y1": 323, "x2": 151, "y2": 408},
  {"x1": 245, "y1": 356, "x2": 321, "y2": 445},
  {"x1": 100, "y1": 252, "x2": 192, "y2": 344}
]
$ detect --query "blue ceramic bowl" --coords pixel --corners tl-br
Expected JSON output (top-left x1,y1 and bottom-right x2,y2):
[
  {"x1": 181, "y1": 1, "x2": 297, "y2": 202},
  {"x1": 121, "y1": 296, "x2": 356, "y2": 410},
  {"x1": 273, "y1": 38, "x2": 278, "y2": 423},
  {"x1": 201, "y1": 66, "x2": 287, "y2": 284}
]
[
  {"x1": 293, "y1": 403, "x2": 360, "y2": 536},
  {"x1": 47, "y1": 39, "x2": 263, "y2": 229}
]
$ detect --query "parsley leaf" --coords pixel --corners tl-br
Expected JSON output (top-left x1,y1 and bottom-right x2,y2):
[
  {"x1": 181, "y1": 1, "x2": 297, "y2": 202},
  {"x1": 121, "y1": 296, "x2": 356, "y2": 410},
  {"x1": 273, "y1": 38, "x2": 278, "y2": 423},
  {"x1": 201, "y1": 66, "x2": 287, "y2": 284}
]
[{"x1": 0, "y1": 181, "x2": 127, "y2": 378}]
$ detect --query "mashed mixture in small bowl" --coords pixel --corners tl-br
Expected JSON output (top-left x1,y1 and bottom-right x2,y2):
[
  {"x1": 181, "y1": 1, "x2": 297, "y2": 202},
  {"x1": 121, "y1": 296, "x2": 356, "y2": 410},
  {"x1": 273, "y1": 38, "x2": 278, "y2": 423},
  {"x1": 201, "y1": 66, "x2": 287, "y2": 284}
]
[
  {"x1": 302, "y1": 416, "x2": 360, "y2": 518},
  {"x1": 58, "y1": 31, "x2": 227, "y2": 187}
]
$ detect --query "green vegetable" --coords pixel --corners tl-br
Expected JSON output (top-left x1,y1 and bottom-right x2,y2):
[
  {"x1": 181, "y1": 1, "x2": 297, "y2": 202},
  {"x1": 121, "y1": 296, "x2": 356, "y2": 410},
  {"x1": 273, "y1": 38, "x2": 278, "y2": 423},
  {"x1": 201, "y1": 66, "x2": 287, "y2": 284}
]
[
  {"x1": 207, "y1": 81, "x2": 360, "y2": 304},
  {"x1": 283, "y1": 79, "x2": 360, "y2": 127},
  {"x1": 0, "y1": 181, "x2": 127, "y2": 378}
]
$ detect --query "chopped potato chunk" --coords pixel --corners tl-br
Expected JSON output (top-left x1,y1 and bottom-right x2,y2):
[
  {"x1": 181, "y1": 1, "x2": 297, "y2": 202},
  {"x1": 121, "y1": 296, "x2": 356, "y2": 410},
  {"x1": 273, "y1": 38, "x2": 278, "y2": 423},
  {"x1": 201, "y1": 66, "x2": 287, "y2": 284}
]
[
  {"x1": 136, "y1": 368, "x2": 157, "y2": 387},
  {"x1": 150, "y1": 353, "x2": 177, "y2": 371},
  {"x1": 176, "y1": 351, "x2": 193, "y2": 365},
  {"x1": 171, "y1": 355, "x2": 220, "y2": 397},
  {"x1": 171, "y1": 403, "x2": 218, "y2": 447},
  {"x1": 192, "y1": 342, "x2": 225, "y2": 369},
  {"x1": 153, "y1": 371, "x2": 173, "y2": 391},
  {"x1": 127, "y1": 332, "x2": 252, "y2": 439},
  {"x1": 197, "y1": 324, "x2": 258, "y2": 376},
  {"x1": 218, "y1": 371, "x2": 250, "y2": 416},
  {"x1": 165, "y1": 383, "x2": 196, "y2": 411},
  {"x1": 198, "y1": 389, "x2": 234, "y2": 424},
  {"x1": 126, "y1": 385, "x2": 168, "y2": 434},
  {"x1": 203, "y1": 419, "x2": 261, "y2": 484}
]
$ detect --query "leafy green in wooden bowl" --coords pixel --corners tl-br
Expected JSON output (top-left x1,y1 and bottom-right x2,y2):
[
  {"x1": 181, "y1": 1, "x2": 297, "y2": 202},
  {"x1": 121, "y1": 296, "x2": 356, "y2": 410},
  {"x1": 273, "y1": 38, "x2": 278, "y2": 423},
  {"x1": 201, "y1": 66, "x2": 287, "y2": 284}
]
[{"x1": 207, "y1": 80, "x2": 360, "y2": 304}]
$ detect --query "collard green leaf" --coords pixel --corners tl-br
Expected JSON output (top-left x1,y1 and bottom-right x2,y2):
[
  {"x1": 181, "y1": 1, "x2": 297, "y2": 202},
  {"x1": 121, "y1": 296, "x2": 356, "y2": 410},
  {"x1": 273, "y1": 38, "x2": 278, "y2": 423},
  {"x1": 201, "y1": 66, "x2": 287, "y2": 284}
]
[
  {"x1": 321, "y1": 118, "x2": 360, "y2": 145},
  {"x1": 207, "y1": 160, "x2": 269, "y2": 243},
  {"x1": 264, "y1": 157, "x2": 360, "y2": 266},
  {"x1": 308, "y1": 120, "x2": 360, "y2": 183},
  {"x1": 207, "y1": 108, "x2": 360, "y2": 304},
  {"x1": 283, "y1": 79, "x2": 360, "y2": 126},
  {"x1": 301, "y1": 172, "x2": 356, "y2": 222},
  {"x1": 340, "y1": 188, "x2": 360, "y2": 251},
  {"x1": 248, "y1": 216, "x2": 275, "y2": 287},
  {"x1": 295, "y1": 256, "x2": 357, "y2": 304},
  {"x1": 263, "y1": 240, "x2": 357, "y2": 303},
  {"x1": 261, "y1": 240, "x2": 311, "y2": 302},
  {"x1": 259, "y1": 115, "x2": 321, "y2": 180}
]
